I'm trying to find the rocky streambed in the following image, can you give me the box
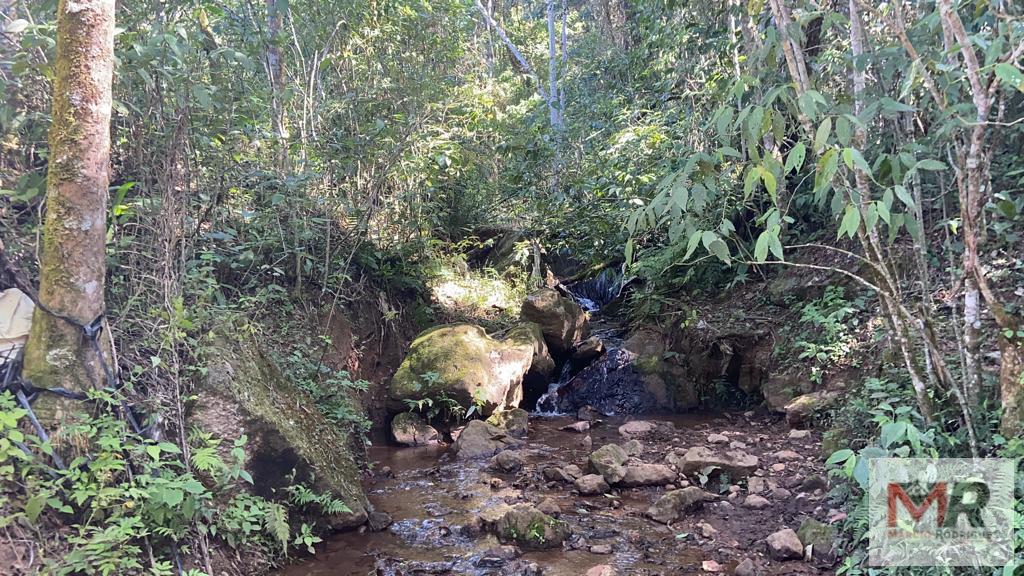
[279,411,840,576]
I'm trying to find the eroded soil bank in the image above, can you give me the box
[280,412,837,576]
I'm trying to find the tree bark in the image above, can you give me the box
[267,0,288,170]
[22,0,115,432]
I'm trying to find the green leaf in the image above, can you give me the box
[25,494,47,523]
[825,449,854,466]
[754,229,770,262]
[784,142,806,174]
[146,445,161,460]
[814,118,832,152]
[761,168,777,201]
[743,166,760,199]
[4,19,29,34]
[701,230,719,250]
[707,238,731,264]
[624,238,634,264]
[684,230,703,260]
[838,204,861,239]
[915,159,946,171]
[995,63,1024,92]
[893,185,915,209]
[842,148,872,175]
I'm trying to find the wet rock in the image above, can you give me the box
[734,557,757,576]
[520,288,587,354]
[590,543,613,554]
[577,405,603,422]
[537,497,561,516]
[560,420,591,433]
[492,450,526,473]
[622,439,644,457]
[589,444,628,484]
[543,466,574,482]
[487,503,571,550]
[742,495,770,509]
[487,408,530,438]
[585,565,616,576]
[367,511,393,532]
[500,560,542,575]
[784,391,836,428]
[476,544,520,568]
[707,433,729,444]
[788,429,811,440]
[618,464,676,487]
[388,324,537,417]
[573,336,605,362]
[797,518,836,560]
[618,420,656,439]
[551,349,671,414]
[765,528,803,560]
[575,474,610,495]
[666,446,759,479]
[452,420,523,459]
[645,487,716,523]
[390,412,440,446]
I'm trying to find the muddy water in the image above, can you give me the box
[280,414,714,576]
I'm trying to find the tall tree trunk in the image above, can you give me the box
[266,0,288,171]
[22,0,115,433]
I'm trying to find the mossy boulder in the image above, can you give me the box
[506,322,555,377]
[797,518,836,560]
[486,407,530,438]
[390,412,440,446]
[387,324,536,417]
[762,373,810,412]
[520,288,586,354]
[486,504,570,550]
[192,334,368,529]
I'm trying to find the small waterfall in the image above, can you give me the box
[566,267,622,311]
[533,361,574,415]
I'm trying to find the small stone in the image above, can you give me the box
[492,450,525,472]
[618,420,655,439]
[743,495,770,509]
[771,487,792,499]
[564,464,584,479]
[379,466,392,477]
[390,412,440,446]
[617,464,676,487]
[622,439,644,457]
[543,466,574,482]
[728,484,741,493]
[590,544,613,555]
[586,565,616,576]
[771,463,786,473]
[702,559,724,572]
[490,478,506,490]
[788,429,811,440]
[729,441,748,450]
[748,477,767,494]
[645,487,716,523]
[577,405,603,422]
[734,557,756,576]
[367,511,393,531]
[797,517,837,560]
[698,521,718,538]
[765,528,803,560]
[561,421,591,433]
[665,484,676,490]
[708,433,729,444]
[575,474,610,496]
[537,497,561,516]
[590,444,629,484]
[774,450,802,461]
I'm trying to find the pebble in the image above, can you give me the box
[771,463,787,473]
[729,441,748,450]
[774,450,802,461]
[708,433,729,444]
[734,558,756,576]
[743,494,771,509]
[788,429,811,439]
[590,544,613,554]
[586,565,616,576]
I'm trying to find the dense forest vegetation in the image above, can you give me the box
[1,0,1022,574]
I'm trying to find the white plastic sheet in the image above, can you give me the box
[0,288,34,364]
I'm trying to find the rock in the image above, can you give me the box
[771,463,786,473]
[729,441,748,450]
[367,511,393,531]
[666,446,759,479]
[586,565,616,576]
[452,420,523,459]
[492,450,526,472]
[697,521,718,538]
[537,497,561,516]
[747,477,767,494]
[563,464,583,478]
[702,560,724,572]
[193,334,367,529]
[618,464,676,487]
[560,421,591,433]
[506,322,556,377]
[799,475,828,493]
[742,495,770,509]
[774,450,801,461]
[734,558,756,576]
[589,544,613,555]
[476,545,520,567]
[622,439,644,457]
[388,324,537,417]
[553,349,686,414]
[707,433,729,444]
[520,288,587,354]
[486,504,570,550]
[575,474,610,495]
[390,412,440,446]
[573,336,605,362]
[765,528,803,560]
[820,428,847,459]
[487,408,530,438]
[788,429,811,440]
[543,466,574,482]
[577,405,603,422]
[797,518,836,560]
[618,420,655,439]
[589,444,628,484]
[784,391,836,428]
[762,373,809,412]
[645,487,716,523]
[771,487,792,499]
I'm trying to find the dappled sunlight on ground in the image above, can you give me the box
[427,264,529,329]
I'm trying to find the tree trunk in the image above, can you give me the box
[267,0,288,170]
[22,0,115,432]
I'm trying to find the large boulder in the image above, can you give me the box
[618,464,676,487]
[390,412,439,446]
[506,322,555,377]
[762,373,810,412]
[192,334,368,529]
[666,446,759,480]
[784,391,837,428]
[451,420,523,459]
[486,407,530,438]
[519,288,586,354]
[388,324,535,417]
[645,487,716,524]
[485,504,571,550]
